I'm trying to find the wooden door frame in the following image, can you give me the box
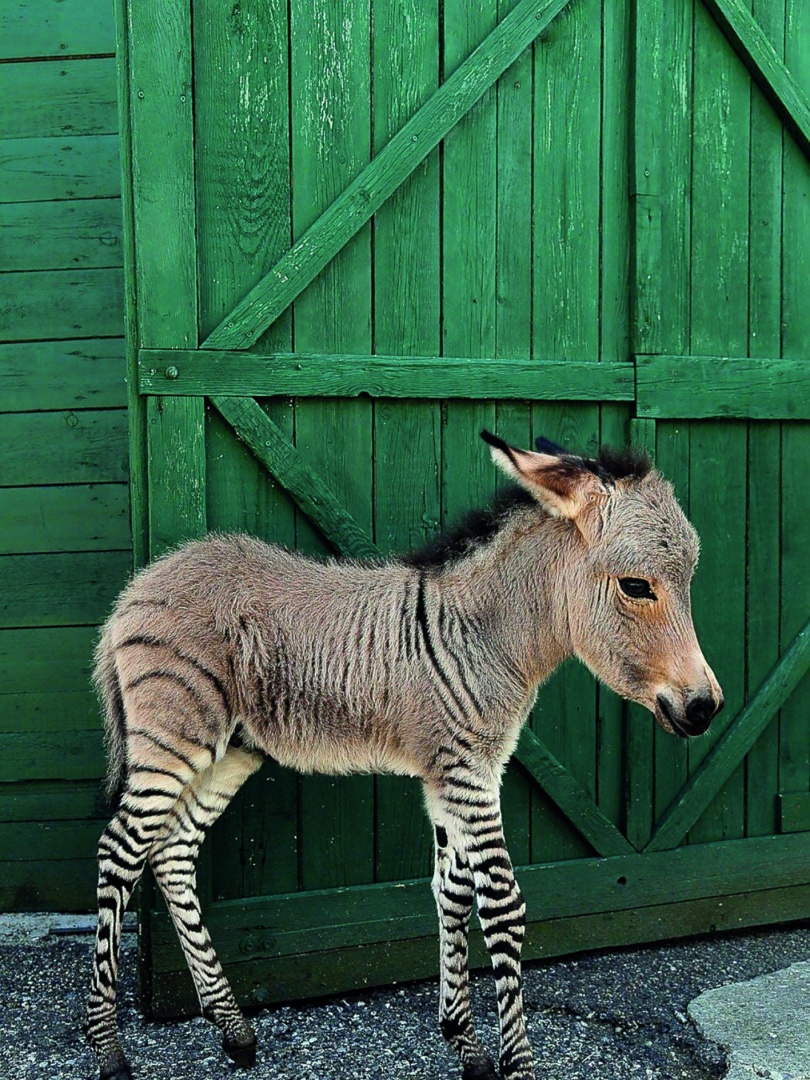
[117,0,810,1016]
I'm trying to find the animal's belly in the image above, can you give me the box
[268,737,421,778]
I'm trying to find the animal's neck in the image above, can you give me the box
[439,509,576,689]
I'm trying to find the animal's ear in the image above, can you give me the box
[480,430,606,524]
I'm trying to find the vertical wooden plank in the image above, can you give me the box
[493,0,535,866]
[290,0,375,892]
[597,0,632,836]
[115,0,147,567]
[441,0,501,847]
[192,0,298,900]
[601,0,632,364]
[688,0,749,845]
[745,0,784,837]
[128,0,197,350]
[632,0,694,850]
[128,0,203,558]
[372,0,440,884]
[633,0,693,357]
[124,0,204,974]
[529,0,602,863]
[780,0,810,805]
[146,397,206,558]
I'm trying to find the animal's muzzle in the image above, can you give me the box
[658,691,724,738]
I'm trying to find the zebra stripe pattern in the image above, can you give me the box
[86,435,722,1080]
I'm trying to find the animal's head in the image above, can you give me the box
[482,430,724,738]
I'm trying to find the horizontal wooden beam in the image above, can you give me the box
[645,617,810,853]
[139,351,634,401]
[636,355,810,419]
[701,0,810,160]
[211,397,380,560]
[148,831,810,976]
[515,729,636,857]
[148,880,810,1016]
[202,0,573,349]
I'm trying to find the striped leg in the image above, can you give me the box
[148,747,263,1066]
[429,786,534,1080]
[86,769,195,1080]
[432,825,498,1079]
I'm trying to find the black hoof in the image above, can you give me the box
[223,1035,257,1069]
[100,1067,133,1080]
[462,1060,499,1080]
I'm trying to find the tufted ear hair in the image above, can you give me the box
[480,430,606,525]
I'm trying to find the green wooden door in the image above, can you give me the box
[118,0,810,1016]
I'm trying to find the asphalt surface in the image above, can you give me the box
[0,915,808,1080]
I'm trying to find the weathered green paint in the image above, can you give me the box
[636,356,810,419]
[139,351,635,400]
[26,0,803,993]
[0,0,131,912]
[203,0,573,350]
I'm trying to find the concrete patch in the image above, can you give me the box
[688,961,810,1080]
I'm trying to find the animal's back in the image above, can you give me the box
[97,535,424,784]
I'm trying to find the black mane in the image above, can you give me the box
[592,445,652,482]
[535,435,652,483]
[402,485,536,570]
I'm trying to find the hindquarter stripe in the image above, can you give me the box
[118,637,232,713]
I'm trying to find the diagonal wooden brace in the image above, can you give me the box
[203,0,573,350]
[645,616,810,853]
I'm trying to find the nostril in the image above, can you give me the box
[685,695,715,732]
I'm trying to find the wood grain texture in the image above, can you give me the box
[636,356,810,418]
[146,397,206,558]
[0,484,130,555]
[147,881,810,1016]
[0,409,128,486]
[0,339,126,410]
[780,0,810,807]
[148,830,810,976]
[702,0,810,159]
[0,268,124,341]
[0,0,115,60]
[0,731,104,782]
[203,0,573,349]
[138,350,635,399]
[0,59,118,140]
[0,134,121,204]
[128,0,197,351]
[0,550,130,629]
[0,691,100,734]
[633,0,693,355]
[515,728,635,857]
[0,627,98,694]
[0,197,122,272]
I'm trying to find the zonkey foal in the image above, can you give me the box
[86,432,723,1080]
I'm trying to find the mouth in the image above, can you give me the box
[655,694,687,737]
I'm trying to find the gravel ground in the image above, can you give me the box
[0,917,808,1080]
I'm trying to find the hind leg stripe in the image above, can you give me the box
[149,748,263,1051]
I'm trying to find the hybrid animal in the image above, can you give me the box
[86,432,723,1080]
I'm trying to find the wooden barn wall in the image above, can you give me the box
[188,0,635,906]
[0,0,129,910]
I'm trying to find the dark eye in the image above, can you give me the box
[617,577,657,600]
